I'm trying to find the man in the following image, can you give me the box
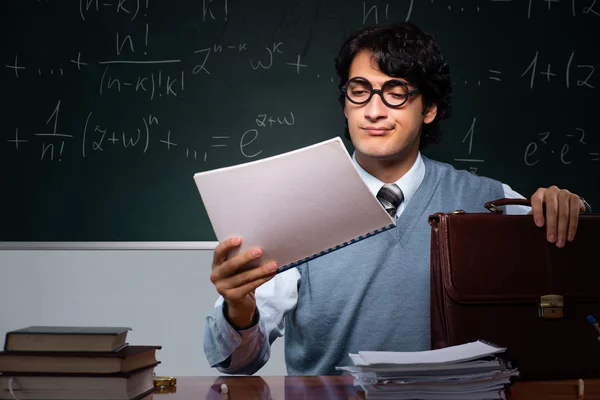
[203,22,589,376]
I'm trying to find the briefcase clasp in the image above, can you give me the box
[538,294,564,319]
[484,203,503,213]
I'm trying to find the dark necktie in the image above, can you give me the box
[376,183,404,218]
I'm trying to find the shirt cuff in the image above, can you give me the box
[223,301,260,330]
[216,303,261,347]
[214,304,261,369]
[203,305,256,366]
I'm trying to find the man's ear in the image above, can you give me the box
[343,105,348,119]
[423,103,438,124]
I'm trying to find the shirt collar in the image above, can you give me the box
[351,152,425,213]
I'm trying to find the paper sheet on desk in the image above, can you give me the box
[193,137,395,272]
[338,341,518,400]
[357,340,507,366]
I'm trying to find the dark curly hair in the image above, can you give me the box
[334,22,453,149]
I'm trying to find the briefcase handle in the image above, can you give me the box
[484,198,531,213]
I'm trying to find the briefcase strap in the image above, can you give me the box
[484,198,531,213]
[485,197,593,214]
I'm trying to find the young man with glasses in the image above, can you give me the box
[203,22,590,376]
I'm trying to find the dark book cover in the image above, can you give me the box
[0,345,160,358]
[132,386,156,400]
[0,361,160,377]
[4,326,132,352]
[6,326,132,336]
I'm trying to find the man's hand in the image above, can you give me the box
[210,237,279,329]
[530,186,585,248]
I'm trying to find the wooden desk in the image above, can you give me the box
[152,376,600,399]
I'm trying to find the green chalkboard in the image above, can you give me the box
[2,0,599,242]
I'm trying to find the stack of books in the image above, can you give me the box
[0,326,161,400]
[337,340,519,400]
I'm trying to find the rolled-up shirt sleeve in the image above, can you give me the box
[203,268,300,375]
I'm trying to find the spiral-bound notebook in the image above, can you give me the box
[193,137,396,274]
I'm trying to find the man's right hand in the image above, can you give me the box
[210,236,279,330]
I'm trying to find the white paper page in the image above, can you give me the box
[193,137,395,271]
[358,341,506,366]
[337,359,502,375]
[349,353,366,366]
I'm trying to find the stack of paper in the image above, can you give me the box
[337,341,519,400]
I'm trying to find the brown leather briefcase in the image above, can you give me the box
[428,198,600,379]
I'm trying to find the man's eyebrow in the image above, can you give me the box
[346,75,415,90]
[387,77,410,84]
[352,77,412,87]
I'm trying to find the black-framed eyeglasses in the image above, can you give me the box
[343,77,420,108]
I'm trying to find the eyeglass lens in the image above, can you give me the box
[345,78,411,107]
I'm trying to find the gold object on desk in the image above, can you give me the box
[539,294,564,319]
[154,385,177,394]
[153,375,177,388]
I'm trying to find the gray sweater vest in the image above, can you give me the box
[284,156,505,375]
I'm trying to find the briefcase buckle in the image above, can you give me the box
[538,294,564,319]
[485,203,502,213]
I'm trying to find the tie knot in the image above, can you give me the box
[376,183,404,218]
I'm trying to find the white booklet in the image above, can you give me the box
[354,341,507,367]
[193,137,395,274]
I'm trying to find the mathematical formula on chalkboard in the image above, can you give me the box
[2,0,598,242]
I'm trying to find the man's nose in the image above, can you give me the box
[364,91,388,120]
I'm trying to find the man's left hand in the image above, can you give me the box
[530,186,585,248]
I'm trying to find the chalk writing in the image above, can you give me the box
[99,66,185,99]
[34,101,68,136]
[284,55,308,74]
[488,70,502,81]
[240,129,262,158]
[6,104,299,165]
[363,2,389,24]
[7,129,28,150]
[79,0,150,21]
[82,112,156,158]
[193,48,211,75]
[211,136,230,148]
[29,101,73,161]
[5,54,26,77]
[160,131,177,150]
[524,127,598,166]
[521,51,596,89]
[362,1,414,23]
[255,113,295,128]
[116,32,135,56]
[2,0,599,242]
[250,47,274,70]
[203,0,228,21]
[488,0,600,18]
[528,0,600,18]
[454,118,484,175]
[70,52,89,70]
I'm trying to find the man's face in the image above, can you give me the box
[344,50,437,166]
